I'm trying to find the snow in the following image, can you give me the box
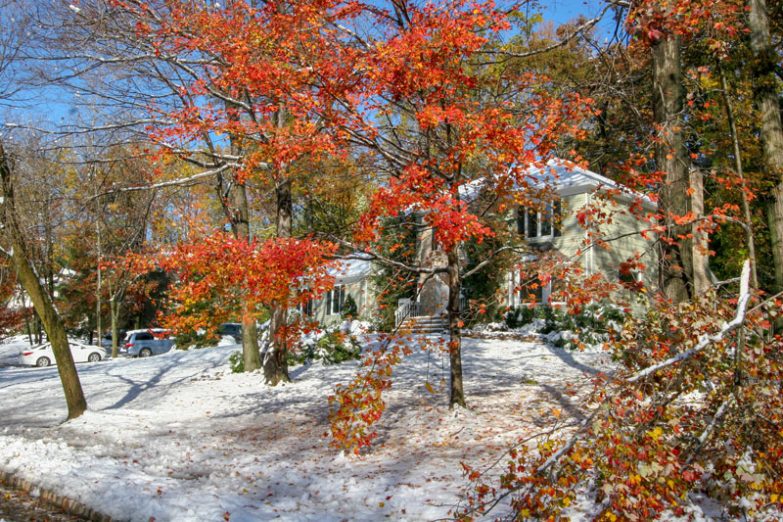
[465,319,545,340]
[330,256,372,285]
[0,336,614,520]
[527,158,657,209]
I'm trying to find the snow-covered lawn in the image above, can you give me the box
[0,337,610,521]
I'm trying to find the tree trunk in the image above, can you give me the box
[110,294,121,358]
[1,141,87,420]
[264,177,293,385]
[265,303,290,385]
[652,35,692,303]
[689,167,712,296]
[446,248,466,409]
[749,0,783,293]
[95,190,102,349]
[232,180,262,372]
[719,65,759,289]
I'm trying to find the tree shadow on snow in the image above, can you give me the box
[102,358,223,410]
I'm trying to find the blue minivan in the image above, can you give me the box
[121,329,174,357]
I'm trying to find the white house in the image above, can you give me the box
[299,160,658,329]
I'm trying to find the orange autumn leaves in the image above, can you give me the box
[157,235,337,336]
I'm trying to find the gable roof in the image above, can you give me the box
[455,158,656,210]
[331,256,373,285]
[527,159,656,209]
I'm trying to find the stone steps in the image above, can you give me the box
[399,315,449,334]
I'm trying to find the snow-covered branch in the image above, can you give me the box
[628,260,751,383]
[92,163,234,197]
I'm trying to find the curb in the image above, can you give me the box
[0,469,114,521]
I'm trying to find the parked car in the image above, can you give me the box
[121,329,174,357]
[100,330,127,350]
[19,341,108,367]
[217,322,242,343]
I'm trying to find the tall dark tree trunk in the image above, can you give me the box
[719,65,759,289]
[749,0,783,293]
[652,35,692,303]
[232,180,262,372]
[1,141,87,420]
[446,248,466,409]
[109,290,123,359]
[264,177,293,385]
[220,102,262,372]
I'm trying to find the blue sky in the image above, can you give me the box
[3,0,617,130]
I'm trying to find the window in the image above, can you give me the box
[553,200,562,237]
[299,299,314,317]
[326,286,345,315]
[519,278,544,303]
[527,208,539,238]
[517,201,562,239]
[541,204,552,236]
[516,209,526,236]
[135,333,153,341]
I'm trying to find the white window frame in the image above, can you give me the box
[326,285,345,316]
[508,271,567,308]
[517,202,561,241]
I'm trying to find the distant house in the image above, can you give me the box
[298,160,657,330]
[298,256,375,325]
[398,159,657,327]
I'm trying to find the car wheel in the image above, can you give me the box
[88,352,102,362]
[139,348,152,358]
[36,356,51,367]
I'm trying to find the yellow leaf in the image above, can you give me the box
[424,382,435,394]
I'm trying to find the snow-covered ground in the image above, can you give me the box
[0,337,611,521]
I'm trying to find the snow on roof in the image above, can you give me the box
[457,178,486,202]
[331,256,372,285]
[455,158,656,209]
[527,159,656,208]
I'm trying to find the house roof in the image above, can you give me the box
[526,159,656,209]
[331,257,372,285]
[454,158,656,210]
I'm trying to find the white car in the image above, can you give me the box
[19,341,108,367]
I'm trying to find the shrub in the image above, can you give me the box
[341,294,358,319]
[540,302,628,349]
[229,350,244,373]
[537,305,564,334]
[292,327,362,366]
[504,306,535,329]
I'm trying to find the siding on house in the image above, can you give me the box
[300,259,376,326]
[505,189,657,309]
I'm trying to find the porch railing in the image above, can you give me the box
[394,299,422,328]
[394,295,469,328]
